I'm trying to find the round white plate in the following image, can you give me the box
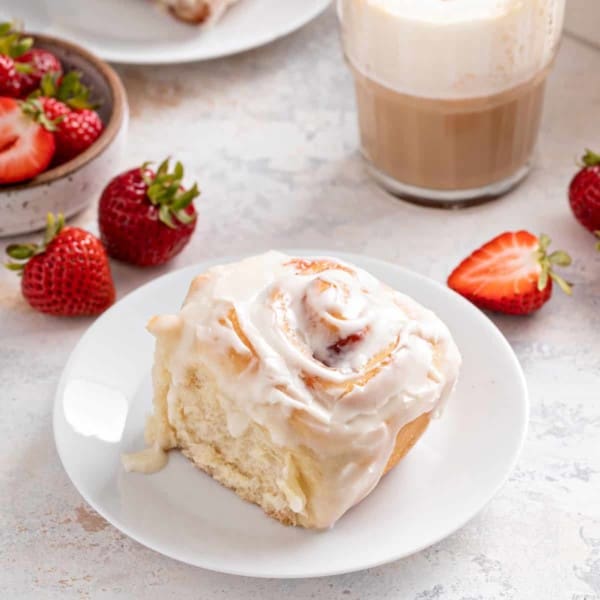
[53,252,528,578]
[0,0,331,64]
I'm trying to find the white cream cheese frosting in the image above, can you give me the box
[129,252,461,527]
[338,0,566,99]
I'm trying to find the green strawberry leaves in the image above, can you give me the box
[14,62,33,74]
[20,98,59,132]
[143,158,200,229]
[535,233,573,295]
[5,213,65,272]
[33,71,97,110]
[0,22,33,58]
[582,149,600,168]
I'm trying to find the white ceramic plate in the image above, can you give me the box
[0,0,332,64]
[53,252,528,578]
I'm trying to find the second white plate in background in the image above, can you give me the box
[0,0,332,64]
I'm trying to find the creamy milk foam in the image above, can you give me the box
[339,0,565,99]
[339,0,566,203]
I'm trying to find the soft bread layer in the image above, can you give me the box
[146,341,434,528]
[147,341,314,526]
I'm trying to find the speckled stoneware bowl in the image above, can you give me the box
[0,33,128,238]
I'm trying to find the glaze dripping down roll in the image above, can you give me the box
[124,251,461,529]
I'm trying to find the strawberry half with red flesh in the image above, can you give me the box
[99,159,199,267]
[569,149,600,238]
[0,97,56,184]
[5,213,115,316]
[448,231,572,315]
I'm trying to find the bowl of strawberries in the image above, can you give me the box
[0,23,127,237]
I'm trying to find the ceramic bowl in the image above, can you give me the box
[0,33,128,238]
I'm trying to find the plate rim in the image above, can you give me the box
[53,250,529,578]
[40,0,333,65]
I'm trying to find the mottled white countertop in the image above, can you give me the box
[1,7,600,599]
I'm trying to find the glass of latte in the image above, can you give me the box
[338,0,566,207]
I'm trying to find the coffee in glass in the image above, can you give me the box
[338,0,566,206]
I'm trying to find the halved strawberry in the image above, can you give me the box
[447,231,572,315]
[0,97,56,184]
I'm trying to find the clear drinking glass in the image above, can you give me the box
[338,0,567,207]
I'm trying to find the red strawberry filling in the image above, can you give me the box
[0,98,56,184]
[0,134,18,154]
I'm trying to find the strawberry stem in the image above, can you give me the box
[535,233,573,295]
[43,213,65,245]
[142,159,200,229]
[31,71,98,110]
[14,62,33,74]
[547,250,572,267]
[582,149,600,168]
[5,213,65,273]
[549,272,574,296]
[6,243,37,260]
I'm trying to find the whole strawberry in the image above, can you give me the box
[15,48,63,96]
[448,231,572,315]
[34,71,102,164]
[569,149,600,235]
[53,108,103,163]
[0,54,22,97]
[5,213,115,316]
[0,23,34,97]
[39,96,70,121]
[99,159,199,267]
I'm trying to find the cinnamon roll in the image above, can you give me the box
[157,0,240,25]
[123,252,461,529]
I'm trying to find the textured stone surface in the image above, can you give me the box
[1,6,600,599]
